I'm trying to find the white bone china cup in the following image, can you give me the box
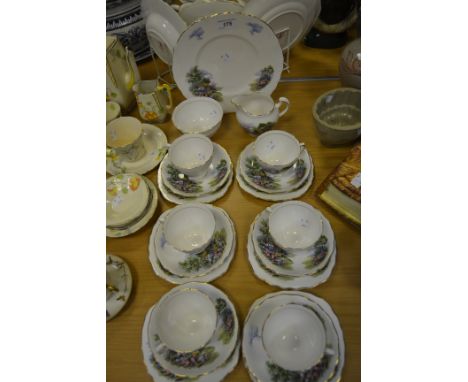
[253,130,303,172]
[168,134,214,178]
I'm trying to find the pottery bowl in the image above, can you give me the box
[262,304,326,371]
[163,203,216,255]
[312,87,361,146]
[106,174,149,227]
[268,201,323,251]
[172,97,223,137]
[153,288,217,352]
[106,101,121,124]
[254,130,302,172]
[168,134,214,178]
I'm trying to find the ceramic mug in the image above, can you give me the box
[106,117,146,163]
[231,94,290,136]
[132,80,173,123]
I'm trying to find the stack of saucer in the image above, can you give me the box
[106,173,158,237]
[148,203,236,284]
[142,282,240,382]
[158,134,234,204]
[247,201,337,289]
[243,291,345,382]
[236,130,314,201]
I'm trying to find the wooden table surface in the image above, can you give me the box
[107,42,361,382]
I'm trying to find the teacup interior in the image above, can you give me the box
[174,100,220,132]
[170,136,213,169]
[106,117,142,148]
[263,304,326,371]
[269,203,322,249]
[255,132,299,165]
[155,290,217,352]
[164,206,215,252]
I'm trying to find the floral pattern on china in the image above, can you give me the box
[172,13,283,112]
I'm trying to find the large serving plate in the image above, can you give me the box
[172,13,283,113]
[145,0,186,65]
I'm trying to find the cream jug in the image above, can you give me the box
[132,80,173,123]
[231,94,290,136]
[106,35,141,112]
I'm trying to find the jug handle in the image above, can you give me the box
[275,97,290,118]
[157,84,173,110]
[124,47,135,91]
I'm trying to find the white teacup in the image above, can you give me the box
[268,201,323,251]
[253,130,303,173]
[168,134,214,178]
[163,203,216,255]
[106,117,146,162]
[152,288,217,352]
[262,304,326,371]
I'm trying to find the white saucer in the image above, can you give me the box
[179,0,243,24]
[106,177,158,238]
[252,204,335,276]
[107,124,168,175]
[148,282,239,377]
[242,291,344,382]
[236,156,313,201]
[158,164,234,205]
[149,207,236,284]
[239,142,312,194]
[244,0,309,51]
[247,216,336,289]
[106,254,132,321]
[160,143,232,197]
[142,305,240,382]
[154,205,234,277]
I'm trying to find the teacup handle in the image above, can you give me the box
[275,97,290,118]
[157,84,173,110]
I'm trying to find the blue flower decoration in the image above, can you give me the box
[247,22,263,35]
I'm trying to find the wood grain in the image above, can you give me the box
[107,44,360,382]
